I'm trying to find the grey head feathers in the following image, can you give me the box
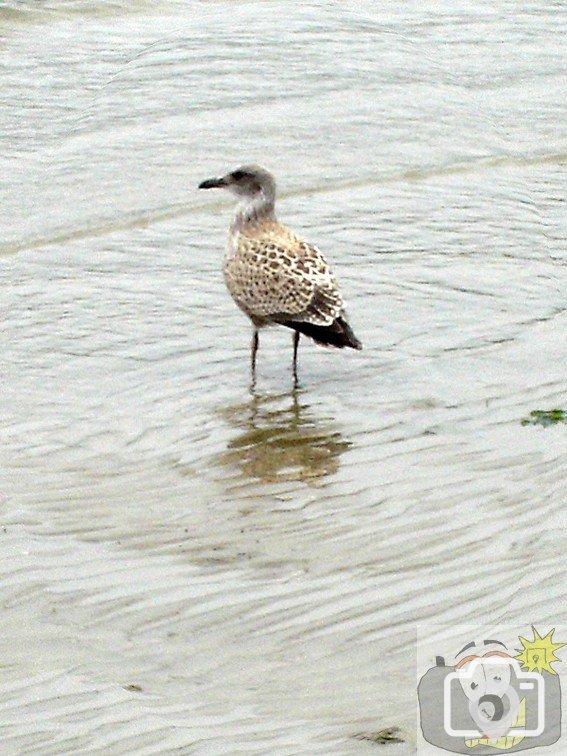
[199,164,277,227]
[199,164,275,202]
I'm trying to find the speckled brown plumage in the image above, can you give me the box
[223,219,344,329]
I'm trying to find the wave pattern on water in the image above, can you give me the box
[1,0,566,753]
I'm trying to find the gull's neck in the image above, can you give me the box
[230,191,276,234]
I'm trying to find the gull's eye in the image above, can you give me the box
[232,170,246,181]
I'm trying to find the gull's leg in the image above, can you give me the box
[292,330,300,383]
[251,329,259,376]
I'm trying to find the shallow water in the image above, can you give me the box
[1,1,566,753]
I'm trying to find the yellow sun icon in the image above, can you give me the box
[515,626,565,675]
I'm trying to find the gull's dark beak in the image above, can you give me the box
[198,176,228,190]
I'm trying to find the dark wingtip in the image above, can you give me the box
[336,316,363,350]
[279,317,363,350]
[343,337,363,350]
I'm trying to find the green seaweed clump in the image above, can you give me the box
[521,409,567,427]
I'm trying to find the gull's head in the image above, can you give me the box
[198,164,276,203]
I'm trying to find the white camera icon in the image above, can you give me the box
[443,656,545,738]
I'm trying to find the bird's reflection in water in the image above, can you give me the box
[217,387,350,485]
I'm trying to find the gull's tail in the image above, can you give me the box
[281,316,363,350]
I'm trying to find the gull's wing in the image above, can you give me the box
[223,227,344,325]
